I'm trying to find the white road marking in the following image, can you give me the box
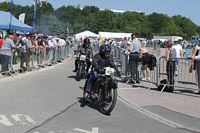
[11,114,36,125]
[0,115,14,126]
[74,127,99,133]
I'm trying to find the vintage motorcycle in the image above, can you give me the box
[74,50,87,81]
[82,67,118,115]
[77,54,87,81]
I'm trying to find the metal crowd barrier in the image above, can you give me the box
[65,44,70,57]
[128,53,158,88]
[0,48,17,76]
[121,53,130,82]
[158,57,200,92]
[0,45,70,76]
[108,45,200,93]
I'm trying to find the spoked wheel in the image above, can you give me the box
[100,88,117,115]
[77,65,82,81]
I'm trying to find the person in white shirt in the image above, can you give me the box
[58,37,66,46]
[53,38,61,61]
[59,37,66,60]
[172,38,183,76]
[47,36,55,65]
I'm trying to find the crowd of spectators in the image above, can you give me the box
[0,31,72,75]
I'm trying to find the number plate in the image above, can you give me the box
[105,67,115,76]
[80,55,86,61]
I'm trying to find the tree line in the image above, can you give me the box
[0,1,199,39]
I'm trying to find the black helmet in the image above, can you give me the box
[83,38,90,45]
[99,44,111,56]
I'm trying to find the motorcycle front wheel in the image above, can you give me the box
[77,65,82,81]
[100,88,117,115]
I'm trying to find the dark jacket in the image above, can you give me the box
[14,40,25,47]
[141,53,156,71]
[92,53,120,74]
[75,44,93,59]
[148,54,157,71]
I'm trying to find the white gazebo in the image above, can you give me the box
[98,32,132,39]
[74,31,98,39]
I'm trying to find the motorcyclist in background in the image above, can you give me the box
[73,38,93,73]
[84,44,121,98]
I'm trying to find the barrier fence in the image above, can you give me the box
[0,45,70,76]
[111,46,200,93]
[158,57,200,92]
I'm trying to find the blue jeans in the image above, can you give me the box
[86,71,98,92]
[86,71,106,92]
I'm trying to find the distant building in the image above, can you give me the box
[79,7,141,14]
[100,9,142,14]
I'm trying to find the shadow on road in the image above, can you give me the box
[126,81,200,98]
[25,101,79,133]
[177,81,197,85]
[174,89,200,98]
[68,75,81,81]
[77,97,110,116]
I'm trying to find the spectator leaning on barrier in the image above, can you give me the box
[163,40,177,92]
[14,35,26,70]
[13,34,19,64]
[59,37,66,47]
[43,36,48,46]
[47,36,55,65]
[190,39,200,86]
[0,32,15,73]
[23,34,32,70]
[31,35,36,62]
[13,33,18,65]
[59,37,66,60]
[172,38,183,76]
[35,36,46,66]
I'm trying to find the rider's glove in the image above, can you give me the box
[89,58,92,63]
[74,55,77,58]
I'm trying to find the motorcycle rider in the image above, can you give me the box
[84,44,121,98]
[73,38,93,73]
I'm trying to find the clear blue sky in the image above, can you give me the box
[11,0,200,25]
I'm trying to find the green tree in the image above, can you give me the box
[172,15,197,38]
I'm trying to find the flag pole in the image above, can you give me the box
[33,0,37,29]
[9,0,13,30]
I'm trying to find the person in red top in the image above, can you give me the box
[13,31,17,41]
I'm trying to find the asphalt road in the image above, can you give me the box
[0,57,191,133]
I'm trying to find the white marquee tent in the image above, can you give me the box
[98,32,132,39]
[74,31,98,39]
